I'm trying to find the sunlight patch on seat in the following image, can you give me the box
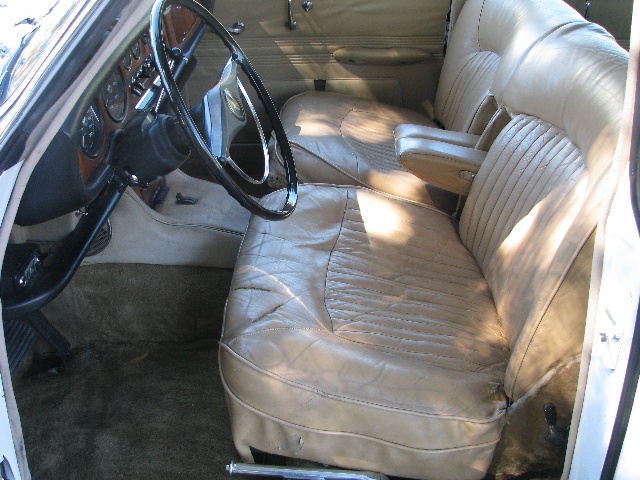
[357,191,409,239]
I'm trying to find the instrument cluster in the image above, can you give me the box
[77,5,200,183]
[77,33,155,176]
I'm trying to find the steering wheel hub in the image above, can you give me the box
[223,88,245,121]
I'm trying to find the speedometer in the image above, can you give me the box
[102,69,126,122]
[79,103,103,158]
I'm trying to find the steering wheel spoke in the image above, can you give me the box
[203,58,246,159]
[150,0,297,220]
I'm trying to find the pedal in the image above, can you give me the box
[3,319,35,376]
[25,311,71,362]
[226,461,389,480]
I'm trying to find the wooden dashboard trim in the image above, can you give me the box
[77,6,201,185]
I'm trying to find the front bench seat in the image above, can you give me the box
[269,0,584,205]
[222,23,627,480]
[222,186,510,479]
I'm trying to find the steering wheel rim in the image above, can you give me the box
[150,0,297,220]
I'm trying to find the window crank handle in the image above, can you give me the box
[286,0,298,30]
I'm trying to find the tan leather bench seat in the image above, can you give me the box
[222,9,628,480]
[222,186,510,480]
[270,0,584,204]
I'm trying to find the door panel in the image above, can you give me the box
[188,0,451,113]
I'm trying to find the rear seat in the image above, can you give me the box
[269,0,585,206]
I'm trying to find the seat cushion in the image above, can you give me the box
[221,185,510,480]
[276,92,457,209]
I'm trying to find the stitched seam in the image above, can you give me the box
[222,376,505,449]
[328,333,505,371]
[328,308,503,337]
[334,326,508,357]
[324,189,351,334]
[222,345,507,422]
[332,233,481,273]
[327,273,492,307]
[289,141,368,187]
[327,292,491,326]
[477,0,488,51]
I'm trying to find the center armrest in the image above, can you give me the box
[395,124,480,148]
[395,125,487,196]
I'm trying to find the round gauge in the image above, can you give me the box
[123,52,132,70]
[79,104,103,158]
[102,69,126,122]
[131,39,141,60]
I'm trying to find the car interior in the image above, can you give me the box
[0,0,634,479]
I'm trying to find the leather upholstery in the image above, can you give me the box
[396,133,487,195]
[222,186,509,479]
[273,0,585,204]
[272,91,449,206]
[481,23,627,400]
[221,4,628,480]
[394,124,480,147]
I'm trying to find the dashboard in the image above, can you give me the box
[15,3,206,226]
[78,4,201,183]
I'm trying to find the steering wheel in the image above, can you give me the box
[150,0,297,220]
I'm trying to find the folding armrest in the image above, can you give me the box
[395,126,487,196]
[394,124,480,148]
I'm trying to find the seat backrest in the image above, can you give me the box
[434,0,584,135]
[458,22,628,401]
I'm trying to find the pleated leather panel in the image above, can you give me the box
[460,115,584,271]
[279,91,446,205]
[435,51,500,133]
[339,109,453,205]
[459,115,588,349]
[341,109,399,175]
[326,188,509,375]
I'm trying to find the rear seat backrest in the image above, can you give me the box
[434,0,584,134]
[458,23,628,400]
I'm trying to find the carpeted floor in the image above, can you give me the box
[14,340,239,479]
[11,264,245,479]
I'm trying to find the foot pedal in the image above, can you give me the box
[3,319,35,376]
[226,462,389,480]
[25,311,71,362]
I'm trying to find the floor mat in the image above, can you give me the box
[14,340,241,479]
